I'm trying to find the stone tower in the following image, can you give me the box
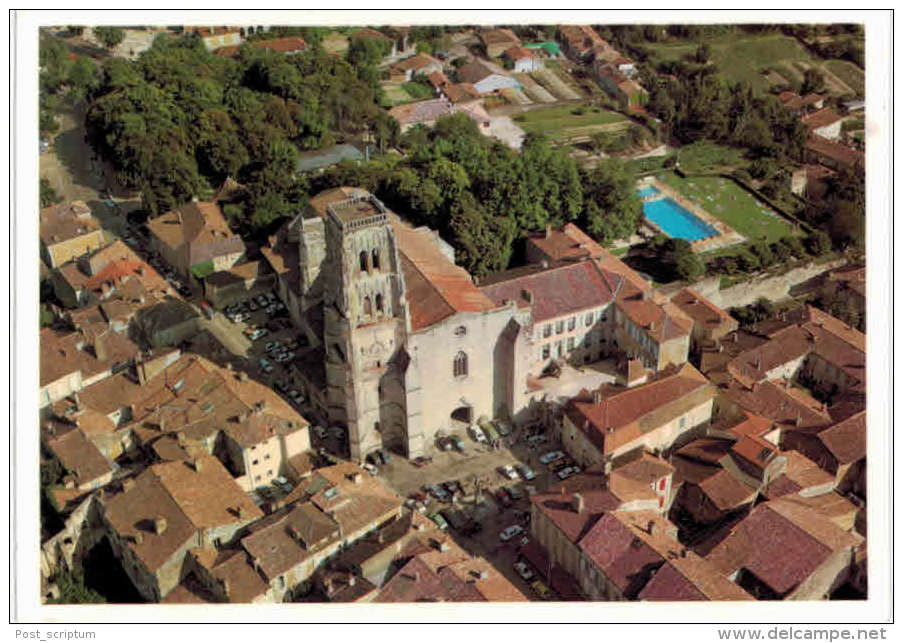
[320,193,409,462]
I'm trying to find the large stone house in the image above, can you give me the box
[147,201,244,281]
[40,201,106,269]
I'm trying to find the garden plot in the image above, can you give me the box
[531,68,582,101]
[514,73,557,103]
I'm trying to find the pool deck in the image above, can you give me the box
[637,178,746,253]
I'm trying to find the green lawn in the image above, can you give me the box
[645,35,818,92]
[402,82,435,100]
[515,105,628,142]
[653,172,794,244]
[676,141,747,175]
[380,82,416,107]
[823,59,865,96]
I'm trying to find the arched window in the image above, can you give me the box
[359,251,368,272]
[375,293,384,313]
[371,248,380,270]
[453,351,468,378]
[363,296,372,316]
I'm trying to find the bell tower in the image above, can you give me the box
[321,192,408,462]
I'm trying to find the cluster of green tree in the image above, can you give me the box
[811,283,865,332]
[83,32,387,230]
[729,297,784,327]
[588,124,652,156]
[40,178,62,208]
[308,114,641,276]
[781,25,864,67]
[39,31,100,133]
[801,165,865,250]
[706,232,828,278]
[408,26,453,55]
[642,235,705,281]
[48,570,107,604]
[94,26,125,50]
[644,68,808,164]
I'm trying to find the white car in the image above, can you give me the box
[539,450,565,465]
[499,525,524,542]
[363,463,379,476]
[501,464,519,480]
[229,312,248,323]
[470,425,488,443]
[516,464,536,481]
[249,328,268,341]
[513,561,535,582]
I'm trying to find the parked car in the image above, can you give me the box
[363,463,379,476]
[438,437,454,451]
[507,485,523,501]
[539,450,565,465]
[516,464,536,481]
[556,466,581,480]
[449,436,465,452]
[265,341,283,353]
[527,434,548,448]
[470,424,488,443]
[288,390,304,405]
[495,488,513,508]
[258,358,274,373]
[428,513,449,531]
[273,476,292,493]
[313,426,328,439]
[513,561,535,582]
[496,421,512,437]
[499,524,524,542]
[366,452,382,467]
[412,455,433,468]
[530,580,552,600]
[248,328,268,341]
[229,312,248,323]
[499,464,519,480]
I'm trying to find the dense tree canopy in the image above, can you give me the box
[309,113,640,276]
[85,33,383,227]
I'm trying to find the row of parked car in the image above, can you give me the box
[225,292,285,323]
[498,463,536,481]
[537,450,582,480]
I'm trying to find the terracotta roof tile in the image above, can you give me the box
[479,28,520,47]
[671,287,737,329]
[802,107,843,131]
[639,556,754,601]
[806,134,864,168]
[45,429,113,485]
[480,260,615,324]
[40,201,101,246]
[817,410,866,464]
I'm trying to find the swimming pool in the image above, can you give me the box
[642,197,718,242]
[636,185,660,199]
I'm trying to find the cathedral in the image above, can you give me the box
[261,187,690,462]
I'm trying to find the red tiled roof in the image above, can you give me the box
[802,107,843,131]
[670,287,737,329]
[479,260,615,324]
[350,28,392,42]
[697,469,757,512]
[479,28,520,47]
[706,500,861,596]
[565,364,713,456]
[722,380,833,431]
[817,410,866,465]
[638,556,754,601]
[392,220,497,331]
[531,487,622,544]
[503,45,534,60]
[806,134,864,168]
[442,82,482,103]
[390,52,441,73]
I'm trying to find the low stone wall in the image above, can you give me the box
[691,259,846,310]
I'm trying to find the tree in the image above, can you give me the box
[806,230,833,256]
[674,247,705,281]
[48,571,106,604]
[40,178,61,208]
[580,160,641,244]
[448,196,517,277]
[94,26,125,51]
[802,68,826,94]
[694,43,711,64]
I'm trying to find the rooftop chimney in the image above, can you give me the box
[154,516,168,535]
[573,493,585,514]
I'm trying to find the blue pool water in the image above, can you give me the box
[636,185,660,198]
[642,197,718,242]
